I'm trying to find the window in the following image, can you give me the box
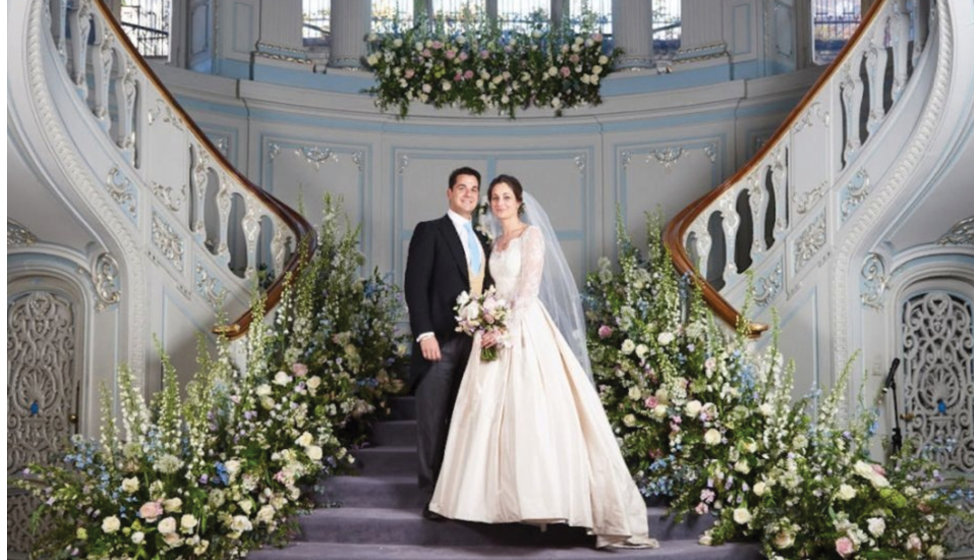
[568,0,612,35]
[812,0,861,64]
[496,0,551,31]
[120,0,171,58]
[302,0,330,47]
[373,0,415,32]
[651,0,681,59]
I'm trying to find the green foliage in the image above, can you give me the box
[365,9,621,118]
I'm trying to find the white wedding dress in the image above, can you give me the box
[428,226,656,549]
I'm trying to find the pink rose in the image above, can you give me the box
[871,463,886,476]
[431,41,443,49]
[291,363,308,377]
[569,54,580,63]
[458,51,469,61]
[463,69,474,80]
[695,502,709,515]
[422,49,431,58]
[835,536,855,557]
[404,69,415,79]
[644,396,658,409]
[445,50,457,60]
[597,325,613,339]
[139,501,164,523]
[591,33,603,42]
[560,66,571,78]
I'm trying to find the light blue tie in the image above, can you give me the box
[463,221,481,274]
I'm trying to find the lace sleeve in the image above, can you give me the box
[512,226,545,314]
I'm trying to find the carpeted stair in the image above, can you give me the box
[249,396,763,559]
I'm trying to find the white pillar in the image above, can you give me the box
[674,0,727,63]
[329,0,371,68]
[258,0,303,50]
[612,0,654,68]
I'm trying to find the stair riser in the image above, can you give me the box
[370,421,417,447]
[389,397,416,420]
[353,449,416,476]
[317,477,427,508]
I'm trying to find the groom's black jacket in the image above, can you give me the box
[404,215,492,384]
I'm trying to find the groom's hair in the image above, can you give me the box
[448,167,482,189]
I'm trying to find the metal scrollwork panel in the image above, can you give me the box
[901,291,974,474]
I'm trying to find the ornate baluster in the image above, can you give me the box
[89,21,113,131]
[190,145,210,237]
[67,0,92,99]
[864,16,888,134]
[839,55,864,167]
[910,0,929,67]
[240,201,261,279]
[769,147,789,235]
[215,178,232,260]
[691,214,712,278]
[719,190,741,288]
[113,58,138,164]
[271,227,288,277]
[747,169,768,262]
[48,0,68,62]
[888,0,912,102]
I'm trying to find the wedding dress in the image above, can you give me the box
[428,226,656,549]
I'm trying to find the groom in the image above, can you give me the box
[404,166,492,519]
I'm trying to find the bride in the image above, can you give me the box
[428,174,657,549]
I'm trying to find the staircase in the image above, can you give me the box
[249,396,763,559]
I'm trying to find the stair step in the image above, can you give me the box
[249,539,763,559]
[371,419,417,447]
[353,446,415,476]
[294,507,715,546]
[316,475,426,508]
[389,396,416,420]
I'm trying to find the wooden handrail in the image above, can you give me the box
[91,0,317,338]
[663,0,892,337]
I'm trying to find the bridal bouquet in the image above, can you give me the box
[454,286,510,361]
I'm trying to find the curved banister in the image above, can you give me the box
[664,0,925,337]
[86,0,317,338]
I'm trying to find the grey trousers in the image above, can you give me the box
[414,334,470,495]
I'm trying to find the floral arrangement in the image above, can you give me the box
[364,10,620,118]
[583,214,969,559]
[454,285,510,361]
[14,195,408,559]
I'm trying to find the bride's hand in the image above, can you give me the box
[481,332,496,348]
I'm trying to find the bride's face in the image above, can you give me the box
[489,183,521,221]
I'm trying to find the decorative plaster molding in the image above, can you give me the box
[91,252,121,310]
[794,212,827,272]
[832,0,954,378]
[859,252,889,309]
[7,219,38,247]
[703,144,717,164]
[620,150,633,170]
[151,212,185,272]
[645,146,686,169]
[753,260,784,306]
[397,153,410,175]
[105,167,139,222]
[195,262,228,310]
[152,181,187,213]
[839,169,871,222]
[351,150,365,172]
[792,101,831,132]
[794,181,827,214]
[937,216,973,246]
[147,98,184,131]
[267,142,281,160]
[295,146,339,170]
[573,154,587,174]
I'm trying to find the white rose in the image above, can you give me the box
[592,65,602,75]
[733,507,752,525]
[393,38,403,47]
[307,376,322,390]
[180,514,198,533]
[628,386,642,400]
[752,481,766,496]
[620,339,636,354]
[194,539,210,555]
[101,516,121,533]
[653,404,668,419]
[759,403,774,417]
[158,516,177,535]
[622,414,636,427]
[121,476,139,494]
[296,432,314,447]
[635,344,649,359]
[657,332,675,345]
[163,532,183,547]
[548,66,558,76]
[261,396,276,410]
[837,483,856,501]
[867,517,885,537]
[684,400,703,418]
[442,80,452,92]
[773,530,795,549]
[163,497,182,513]
[131,531,145,544]
[704,429,722,445]
[927,545,945,559]
[230,515,253,533]
[256,384,272,397]
[273,370,291,386]
[238,499,253,514]
[734,460,750,474]
[599,55,609,64]
[306,445,323,461]
[698,533,713,546]
[256,505,276,524]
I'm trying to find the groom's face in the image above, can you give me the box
[447,173,480,219]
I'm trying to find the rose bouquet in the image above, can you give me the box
[454,286,510,361]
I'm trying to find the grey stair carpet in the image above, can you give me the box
[250,396,763,559]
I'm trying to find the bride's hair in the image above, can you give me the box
[489,174,526,215]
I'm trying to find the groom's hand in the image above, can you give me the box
[420,336,442,361]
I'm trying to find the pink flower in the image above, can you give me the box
[463,69,474,80]
[695,502,709,515]
[458,51,469,61]
[422,49,431,58]
[454,72,463,82]
[445,49,457,60]
[480,49,490,59]
[291,363,308,377]
[139,501,164,523]
[560,66,571,78]
[404,69,415,79]
[591,33,603,42]
[569,54,580,63]
[597,325,613,339]
[835,536,855,557]
[431,41,443,49]
[644,396,658,409]
[871,463,886,476]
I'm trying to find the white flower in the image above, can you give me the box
[441,80,452,92]
[274,370,291,386]
[620,339,636,354]
[791,434,808,449]
[296,432,314,447]
[837,483,856,500]
[927,545,945,559]
[456,291,470,305]
[622,414,637,427]
[734,460,750,474]
[657,332,675,345]
[256,384,272,397]
[226,459,241,478]
[684,400,703,418]
[121,476,139,494]
[393,38,403,47]
[366,53,380,66]
[599,55,609,65]
[101,516,121,533]
[704,429,722,445]
[653,404,668,419]
[156,453,182,474]
[733,507,752,524]
[194,539,210,554]
[158,516,177,535]
[698,533,713,546]
[773,529,795,549]
[256,505,276,524]
[180,514,199,533]
[163,497,182,512]
[635,344,649,359]
[230,515,253,533]
[163,532,183,547]
[759,403,774,416]
[867,517,885,537]
[422,83,432,93]
[628,386,642,400]
[753,481,767,496]
[307,376,322,390]
[131,531,145,544]
[306,445,323,461]
[548,66,558,76]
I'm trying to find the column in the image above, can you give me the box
[612,0,654,68]
[329,0,371,68]
[674,0,727,63]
